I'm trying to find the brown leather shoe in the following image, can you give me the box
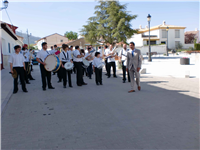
[128,90,135,93]
[138,86,141,91]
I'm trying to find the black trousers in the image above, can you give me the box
[87,62,93,78]
[74,62,84,85]
[108,62,116,77]
[39,64,52,89]
[95,67,102,84]
[122,61,130,82]
[25,62,34,79]
[13,67,26,92]
[62,62,72,87]
[105,59,108,74]
[57,67,62,81]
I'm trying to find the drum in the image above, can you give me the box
[64,62,74,70]
[82,59,90,68]
[97,62,105,69]
[44,55,61,72]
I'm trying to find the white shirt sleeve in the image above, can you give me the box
[68,51,72,60]
[36,51,41,58]
[118,50,122,57]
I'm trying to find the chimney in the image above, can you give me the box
[145,25,148,29]
[163,20,166,25]
[195,28,198,31]
[139,25,142,29]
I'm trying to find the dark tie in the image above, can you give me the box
[132,51,134,57]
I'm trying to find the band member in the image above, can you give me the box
[9,45,28,93]
[80,49,87,76]
[104,45,109,76]
[69,46,76,74]
[60,44,73,88]
[126,42,142,93]
[105,45,117,78]
[50,46,53,51]
[85,47,94,79]
[24,49,35,80]
[73,46,87,86]
[97,46,103,58]
[93,52,103,85]
[36,42,55,91]
[118,44,130,83]
[21,47,30,84]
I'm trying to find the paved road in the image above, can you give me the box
[2,66,199,150]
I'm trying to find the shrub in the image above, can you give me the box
[176,43,183,50]
[188,47,194,50]
[194,43,200,50]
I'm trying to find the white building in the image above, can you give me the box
[127,21,186,50]
[1,21,24,67]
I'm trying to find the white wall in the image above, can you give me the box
[136,45,167,55]
[1,29,23,67]
[127,34,143,46]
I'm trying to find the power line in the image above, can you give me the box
[5,9,13,25]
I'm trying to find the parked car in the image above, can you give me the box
[32,50,39,65]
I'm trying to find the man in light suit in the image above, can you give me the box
[126,42,142,93]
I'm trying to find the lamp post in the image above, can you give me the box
[147,14,152,62]
[0,0,9,11]
[166,26,169,56]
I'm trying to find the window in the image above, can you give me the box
[175,41,180,48]
[8,43,11,53]
[161,41,166,44]
[175,30,180,38]
[162,30,167,38]
[61,40,63,42]
[147,41,156,45]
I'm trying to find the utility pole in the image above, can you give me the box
[27,29,31,50]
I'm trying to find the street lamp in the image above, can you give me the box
[166,26,169,56]
[147,14,152,62]
[0,0,9,11]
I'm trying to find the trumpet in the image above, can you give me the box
[105,45,118,59]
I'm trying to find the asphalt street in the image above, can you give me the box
[1,66,199,150]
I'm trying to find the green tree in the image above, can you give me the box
[64,31,78,40]
[80,0,137,45]
[29,44,37,50]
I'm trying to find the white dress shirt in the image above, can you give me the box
[24,51,30,62]
[36,49,50,62]
[92,57,102,67]
[85,51,94,63]
[118,49,129,61]
[97,49,103,57]
[60,51,72,62]
[8,53,25,67]
[50,49,57,55]
[73,50,82,62]
[105,49,115,63]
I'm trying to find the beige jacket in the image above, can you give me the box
[126,49,142,71]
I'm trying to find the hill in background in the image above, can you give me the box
[16,31,41,44]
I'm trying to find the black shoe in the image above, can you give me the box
[123,80,126,83]
[23,90,28,93]
[13,91,18,94]
[29,78,35,80]
[82,83,87,85]
[77,84,82,86]
[57,80,62,83]
[43,88,46,91]
[100,83,103,85]
[63,85,66,88]
[107,76,110,78]
[114,76,117,78]
[105,73,108,76]
[69,86,73,88]
[26,82,31,84]
[49,87,55,89]
[96,83,99,85]
[89,77,92,79]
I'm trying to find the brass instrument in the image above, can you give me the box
[27,51,34,75]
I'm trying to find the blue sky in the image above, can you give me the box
[1,1,199,38]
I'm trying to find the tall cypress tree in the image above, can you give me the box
[81,0,137,45]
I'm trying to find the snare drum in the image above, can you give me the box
[44,55,61,72]
[82,59,90,68]
[64,62,74,70]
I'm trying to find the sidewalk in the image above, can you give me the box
[1,67,13,115]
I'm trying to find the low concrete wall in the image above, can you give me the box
[183,44,194,49]
[136,45,167,55]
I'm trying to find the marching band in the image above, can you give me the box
[9,41,142,94]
